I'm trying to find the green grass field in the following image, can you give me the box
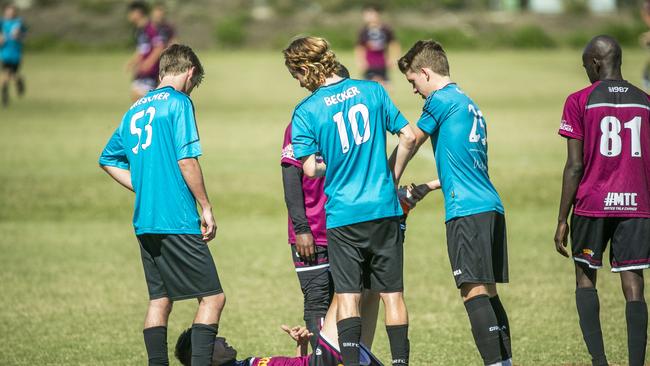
[1,49,648,365]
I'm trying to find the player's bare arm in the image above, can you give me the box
[139,44,164,75]
[178,157,216,242]
[389,124,416,186]
[554,138,584,257]
[301,154,326,178]
[100,165,134,192]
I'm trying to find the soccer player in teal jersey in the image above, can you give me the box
[0,3,27,107]
[398,40,511,366]
[99,45,225,366]
[284,36,416,366]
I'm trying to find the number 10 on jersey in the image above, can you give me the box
[333,103,371,153]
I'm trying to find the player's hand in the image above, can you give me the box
[201,207,217,242]
[295,232,316,262]
[554,221,570,258]
[281,325,312,346]
[398,186,416,210]
[409,183,433,202]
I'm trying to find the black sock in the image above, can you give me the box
[386,324,409,365]
[337,317,362,366]
[490,295,512,360]
[16,77,24,96]
[143,326,169,366]
[305,315,324,351]
[576,288,608,366]
[464,295,502,365]
[191,323,218,366]
[626,301,648,366]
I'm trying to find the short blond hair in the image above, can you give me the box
[283,36,341,91]
[159,44,205,86]
[398,40,450,76]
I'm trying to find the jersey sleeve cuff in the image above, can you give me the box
[281,157,302,168]
[177,151,203,160]
[416,120,434,135]
[558,130,583,140]
[293,147,318,160]
[98,158,129,170]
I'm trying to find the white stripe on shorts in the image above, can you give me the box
[295,263,330,272]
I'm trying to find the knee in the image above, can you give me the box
[379,292,404,307]
[149,297,173,314]
[200,293,226,310]
[460,283,489,301]
[622,281,645,302]
[304,289,330,315]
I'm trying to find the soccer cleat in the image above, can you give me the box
[16,78,25,97]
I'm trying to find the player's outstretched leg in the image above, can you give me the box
[381,292,410,366]
[462,284,502,365]
[336,293,362,366]
[575,264,608,366]
[620,270,647,366]
[488,285,512,362]
[191,293,225,366]
[143,297,173,366]
[300,264,333,351]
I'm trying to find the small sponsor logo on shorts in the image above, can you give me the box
[453,269,462,276]
[604,192,638,211]
[559,120,574,133]
[582,249,594,257]
[315,348,322,356]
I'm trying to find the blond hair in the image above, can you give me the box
[283,36,340,91]
[398,40,450,76]
[159,44,205,86]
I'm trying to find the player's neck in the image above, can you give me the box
[323,75,343,87]
[433,76,453,92]
[158,75,188,94]
[599,70,623,81]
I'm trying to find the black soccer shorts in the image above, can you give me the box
[1,61,20,73]
[445,211,509,288]
[571,214,650,272]
[327,216,404,293]
[137,234,223,301]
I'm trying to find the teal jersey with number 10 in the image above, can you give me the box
[99,86,202,235]
[292,78,408,229]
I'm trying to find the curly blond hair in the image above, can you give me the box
[283,36,341,91]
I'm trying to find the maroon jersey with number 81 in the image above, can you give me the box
[559,80,650,218]
[559,80,650,217]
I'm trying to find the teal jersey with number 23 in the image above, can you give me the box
[99,86,202,235]
[291,78,408,229]
[417,83,504,222]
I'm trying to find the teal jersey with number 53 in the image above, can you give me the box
[417,83,504,222]
[291,78,408,229]
[99,86,202,235]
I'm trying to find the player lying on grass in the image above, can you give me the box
[174,294,384,366]
[397,40,512,366]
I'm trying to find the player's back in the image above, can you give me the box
[560,80,650,217]
[291,78,406,228]
[119,87,201,234]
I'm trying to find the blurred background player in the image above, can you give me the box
[126,1,165,101]
[398,40,512,366]
[151,2,178,46]
[0,3,27,107]
[355,4,400,85]
[174,294,384,366]
[555,35,650,366]
[285,36,416,366]
[99,44,225,366]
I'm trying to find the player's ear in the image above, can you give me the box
[421,68,430,82]
[187,66,195,82]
